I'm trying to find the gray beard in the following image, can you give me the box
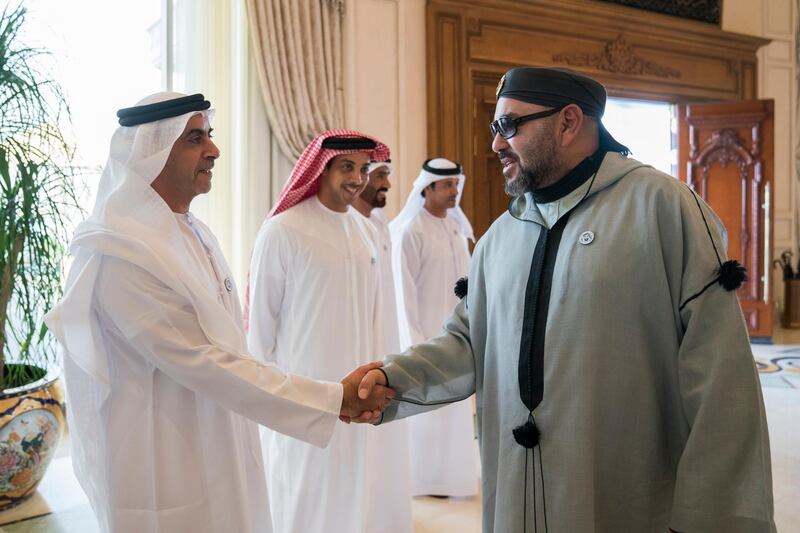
[503,125,561,196]
[504,158,561,196]
[504,169,535,197]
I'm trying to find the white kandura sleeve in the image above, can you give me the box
[97,256,343,449]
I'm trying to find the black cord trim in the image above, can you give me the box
[539,445,548,532]
[508,168,599,224]
[678,277,719,312]
[532,448,538,533]
[678,186,748,311]
[687,187,723,268]
[388,392,474,407]
[524,448,530,533]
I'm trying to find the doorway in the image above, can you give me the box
[604,98,675,177]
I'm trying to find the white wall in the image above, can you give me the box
[342,0,428,218]
[758,0,797,310]
[725,0,798,309]
[722,0,764,36]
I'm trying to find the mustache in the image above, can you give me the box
[497,150,518,162]
[375,188,389,194]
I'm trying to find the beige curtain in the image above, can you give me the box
[246,0,346,160]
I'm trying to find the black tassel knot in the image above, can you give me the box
[454,276,468,299]
[717,260,747,291]
[512,414,540,449]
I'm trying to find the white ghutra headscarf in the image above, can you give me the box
[367,159,393,176]
[388,157,474,242]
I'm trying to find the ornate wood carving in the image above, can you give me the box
[690,126,762,269]
[553,35,681,79]
[687,124,761,271]
[693,128,758,185]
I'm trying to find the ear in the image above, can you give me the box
[558,104,585,147]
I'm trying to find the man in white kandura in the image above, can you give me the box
[390,158,479,498]
[246,130,413,533]
[353,160,403,361]
[44,94,390,533]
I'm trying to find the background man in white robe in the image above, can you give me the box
[357,68,776,532]
[247,131,413,533]
[44,95,390,533]
[389,158,479,497]
[353,160,403,357]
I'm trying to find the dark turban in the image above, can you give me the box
[496,67,629,154]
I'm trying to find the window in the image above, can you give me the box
[20,0,163,209]
[604,97,676,177]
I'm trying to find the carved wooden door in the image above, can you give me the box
[677,100,774,339]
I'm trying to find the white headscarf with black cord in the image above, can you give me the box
[388,157,474,242]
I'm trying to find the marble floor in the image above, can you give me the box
[0,339,797,533]
[0,459,482,533]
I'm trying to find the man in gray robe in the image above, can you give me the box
[357,67,775,532]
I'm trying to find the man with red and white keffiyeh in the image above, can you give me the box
[246,130,413,533]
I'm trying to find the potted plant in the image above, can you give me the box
[0,3,80,510]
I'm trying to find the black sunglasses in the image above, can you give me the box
[489,107,564,139]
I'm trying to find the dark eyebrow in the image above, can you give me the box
[187,128,213,137]
[338,158,356,165]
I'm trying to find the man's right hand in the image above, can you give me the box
[340,362,394,424]
[358,368,387,400]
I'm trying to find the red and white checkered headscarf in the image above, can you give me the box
[244,128,390,329]
[269,129,391,217]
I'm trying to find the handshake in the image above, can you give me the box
[339,362,393,424]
